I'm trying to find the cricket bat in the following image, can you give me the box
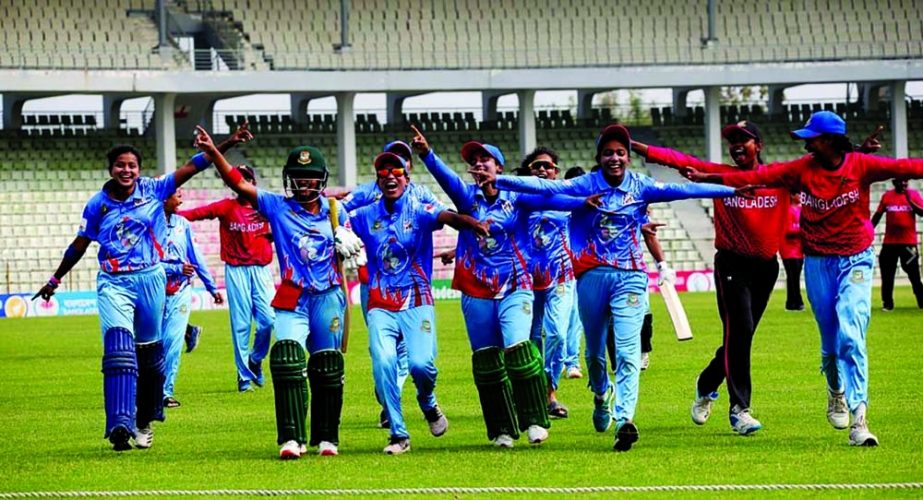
[660,281,693,341]
[328,197,351,353]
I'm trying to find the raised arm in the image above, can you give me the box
[173,122,254,189]
[412,126,473,210]
[33,236,91,301]
[193,126,258,206]
[691,158,806,188]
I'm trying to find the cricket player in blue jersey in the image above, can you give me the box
[195,128,365,460]
[33,129,236,451]
[341,140,441,429]
[520,147,576,420]
[411,126,594,448]
[350,151,487,454]
[476,124,746,451]
[161,188,224,408]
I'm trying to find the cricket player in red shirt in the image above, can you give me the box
[685,111,923,447]
[871,178,923,310]
[780,191,805,311]
[180,164,275,393]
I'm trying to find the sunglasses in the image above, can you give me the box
[376,167,406,178]
[529,160,558,171]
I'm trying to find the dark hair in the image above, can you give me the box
[514,166,531,176]
[520,146,559,170]
[825,134,854,155]
[564,166,586,179]
[590,164,601,173]
[106,145,143,171]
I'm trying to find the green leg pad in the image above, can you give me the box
[506,341,551,431]
[270,340,308,445]
[472,347,519,441]
[308,350,344,446]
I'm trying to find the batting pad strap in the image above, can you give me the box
[270,340,308,445]
[505,341,550,431]
[136,341,166,427]
[471,347,519,441]
[308,350,345,446]
[102,327,137,438]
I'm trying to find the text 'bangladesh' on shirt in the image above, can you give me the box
[78,175,176,273]
[878,188,923,245]
[256,190,347,294]
[350,192,446,311]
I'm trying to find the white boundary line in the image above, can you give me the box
[1,483,922,497]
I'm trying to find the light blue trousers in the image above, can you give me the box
[530,280,576,390]
[564,291,583,370]
[804,248,873,412]
[162,286,192,398]
[576,268,648,425]
[361,283,409,399]
[274,286,345,354]
[225,264,275,383]
[368,306,439,440]
[461,290,534,351]
[97,265,166,343]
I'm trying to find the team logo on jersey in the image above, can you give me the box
[522,301,532,315]
[100,205,109,216]
[373,220,383,231]
[555,283,566,296]
[329,316,341,332]
[403,220,414,232]
[626,293,641,307]
[594,212,627,244]
[850,269,866,284]
[623,192,635,205]
[294,231,332,264]
[111,216,144,249]
[501,199,514,214]
[421,319,432,333]
[298,150,312,165]
[531,217,560,250]
[379,239,410,275]
[180,304,188,314]
[477,228,508,256]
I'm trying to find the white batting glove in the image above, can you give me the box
[657,261,676,286]
[353,247,367,267]
[334,226,363,259]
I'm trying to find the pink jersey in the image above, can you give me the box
[779,203,803,259]
[720,153,923,256]
[646,146,787,260]
[179,198,273,266]
[877,189,922,245]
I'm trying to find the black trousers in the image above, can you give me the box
[782,258,804,310]
[698,251,779,412]
[879,244,923,308]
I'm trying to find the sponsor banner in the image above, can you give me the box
[0,288,228,319]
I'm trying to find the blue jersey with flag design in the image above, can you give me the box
[161,213,218,295]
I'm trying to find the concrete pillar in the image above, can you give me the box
[767,85,788,118]
[576,90,597,121]
[859,83,886,113]
[482,91,506,122]
[336,92,357,187]
[673,88,692,118]
[704,86,722,163]
[890,80,908,159]
[173,95,222,138]
[102,95,127,130]
[386,92,421,125]
[291,93,326,127]
[1,94,30,129]
[153,93,177,175]
[518,90,536,159]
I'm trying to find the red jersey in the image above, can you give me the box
[179,198,273,266]
[877,189,922,245]
[779,203,803,259]
[720,153,923,256]
[646,146,787,260]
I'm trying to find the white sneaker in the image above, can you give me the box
[424,406,448,437]
[527,425,548,445]
[493,434,514,448]
[383,438,410,455]
[134,426,154,449]
[691,380,718,425]
[827,389,849,430]
[729,406,763,435]
[640,352,650,371]
[279,440,302,460]
[317,441,339,456]
[848,404,879,447]
[566,367,583,379]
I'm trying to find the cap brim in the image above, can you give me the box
[374,152,407,169]
[721,124,758,141]
[790,129,821,140]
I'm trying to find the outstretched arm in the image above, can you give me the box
[194,126,258,206]
[437,211,490,237]
[490,172,592,197]
[412,125,473,210]
[641,180,738,203]
[639,142,738,174]
[33,236,91,301]
[173,122,254,189]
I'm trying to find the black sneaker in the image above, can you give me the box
[248,358,264,387]
[163,397,181,408]
[613,421,639,452]
[109,426,132,452]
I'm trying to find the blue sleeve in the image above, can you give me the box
[421,150,475,211]
[411,184,442,206]
[496,174,593,197]
[349,208,370,242]
[336,201,350,229]
[255,188,280,218]
[641,180,737,203]
[77,197,100,240]
[149,174,177,202]
[185,224,218,293]
[418,202,445,233]
[341,181,380,212]
[516,193,587,212]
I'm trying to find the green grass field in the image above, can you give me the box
[1,288,921,498]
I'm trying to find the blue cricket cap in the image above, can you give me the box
[461,141,505,167]
[791,111,847,139]
[383,140,413,161]
[374,152,408,170]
